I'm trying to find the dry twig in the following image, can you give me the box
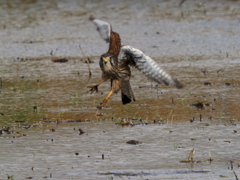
[233,171,239,180]
[79,45,92,76]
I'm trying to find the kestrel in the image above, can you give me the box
[88,16,183,108]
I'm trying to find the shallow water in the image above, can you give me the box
[1,121,239,180]
[0,0,240,179]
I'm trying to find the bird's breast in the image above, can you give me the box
[101,64,121,80]
[103,63,113,71]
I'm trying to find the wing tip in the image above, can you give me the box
[89,15,111,43]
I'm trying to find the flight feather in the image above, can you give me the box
[119,45,183,89]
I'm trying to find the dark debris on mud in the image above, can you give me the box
[190,102,205,109]
[0,126,27,138]
[40,118,90,124]
[98,171,151,177]
[126,140,142,145]
[51,57,69,63]
[98,169,210,177]
[0,126,12,135]
[115,118,145,126]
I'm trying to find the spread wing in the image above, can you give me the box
[119,45,183,89]
[90,16,121,56]
[90,16,111,43]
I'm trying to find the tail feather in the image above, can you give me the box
[121,80,135,105]
[122,94,132,104]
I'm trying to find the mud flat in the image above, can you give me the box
[0,0,239,179]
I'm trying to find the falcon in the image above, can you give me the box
[88,16,183,108]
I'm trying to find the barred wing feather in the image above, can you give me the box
[91,18,111,43]
[119,45,183,89]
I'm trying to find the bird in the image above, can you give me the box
[87,16,183,108]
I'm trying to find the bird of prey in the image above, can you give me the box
[88,16,183,108]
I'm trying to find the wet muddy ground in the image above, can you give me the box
[0,0,240,179]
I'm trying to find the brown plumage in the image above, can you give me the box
[88,17,183,108]
[88,16,133,107]
[108,31,121,56]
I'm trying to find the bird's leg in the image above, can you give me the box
[87,80,105,94]
[98,90,113,108]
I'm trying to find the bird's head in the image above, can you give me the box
[100,53,117,67]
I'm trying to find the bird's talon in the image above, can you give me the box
[87,85,98,94]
